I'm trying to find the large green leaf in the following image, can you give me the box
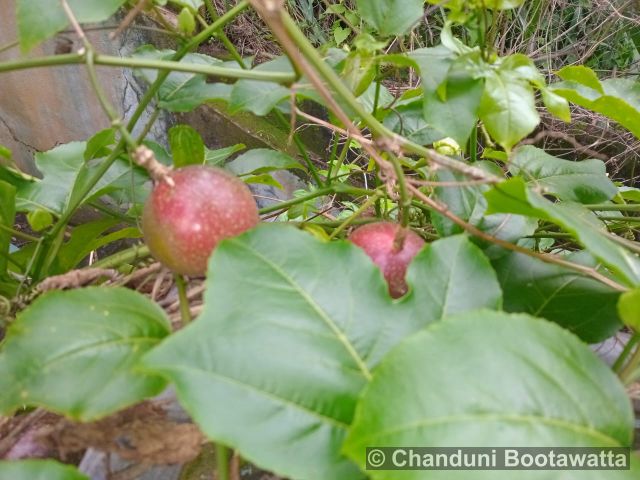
[53,218,141,274]
[406,235,502,320]
[133,46,232,112]
[355,0,423,36]
[420,52,485,147]
[509,146,617,203]
[0,460,88,480]
[15,142,142,215]
[169,125,205,167]
[0,180,17,275]
[409,46,455,93]
[142,226,502,480]
[229,80,292,116]
[17,0,126,52]
[552,68,640,140]
[479,69,540,151]
[383,102,442,145]
[485,178,640,287]
[493,251,622,342]
[0,287,170,421]
[228,57,315,116]
[344,310,637,480]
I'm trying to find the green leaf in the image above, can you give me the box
[355,0,423,36]
[383,102,442,145]
[84,128,116,161]
[509,146,617,203]
[0,460,88,480]
[14,142,141,214]
[243,173,284,189]
[0,287,170,421]
[169,125,205,167]
[142,226,502,480]
[333,24,350,45]
[618,288,640,331]
[493,251,623,343]
[485,178,640,286]
[133,46,232,112]
[204,144,246,166]
[556,65,604,93]
[177,7,196,35]
[541,88,571,122]
[428,0,525,11]
[409,46,455,93]
[344,310,636,479]
[26,209,53,232]
[0,180,16,275]
[432,166,537,258]
[424,71,484,148]
[225,149,305,176]
[16,0,126,52]
[479,69,540,151]
[54,218,142,273]
[0,144,12,161]
[228,56,306,116]
[551,77,640,140]
[169,0,203,9]
[229,80,291,116]
[407,235,503,319]
[161,79,232,112]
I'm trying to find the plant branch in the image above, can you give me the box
[0,52,295,83]
[407,184,628,292]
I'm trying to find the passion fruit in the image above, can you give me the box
[142,165,259,276]
[348,222,425,298]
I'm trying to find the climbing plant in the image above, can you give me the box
[0,0,639,478]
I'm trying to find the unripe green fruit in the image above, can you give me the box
[142,165,259,276]
[348,222,425,298]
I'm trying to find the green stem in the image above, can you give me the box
[613,333,640,373]
[0,52,294,83]
[388,153,411,228]
[328,192,381,239]
[586,204,640,212]
[469,123,478,163]
[598,216,640,223]
[328,139,350,184]
[274,110,322,186]
[174,273,192,326]
[258,185,375,215]
[325,135,340,185]
[0,223,39,242]
[204,0,248,69]
[258,187,334,215]
[619,340,640,385]
[90,244,150,269]
[216,444,230,480]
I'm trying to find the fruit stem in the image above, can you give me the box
[619,341,640,385]
[216,443,231,480]
[613,333,640,373]
[174,273,192,326]
[133,146,174,186]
